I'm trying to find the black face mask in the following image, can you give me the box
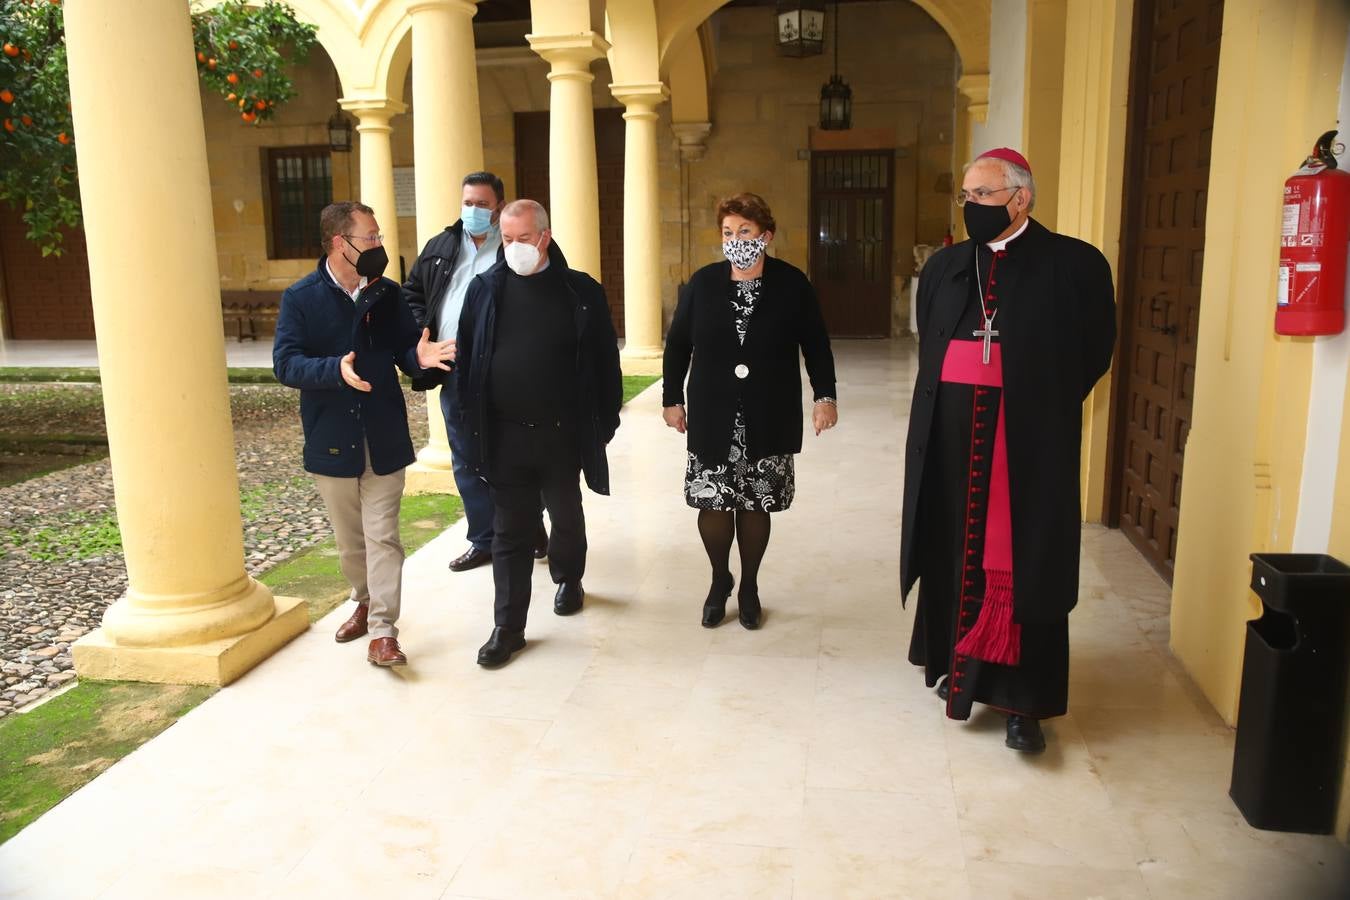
[343,237,389,279]
[963,196,1016,244]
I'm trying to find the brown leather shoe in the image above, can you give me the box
[367,636,407,667]
[334,603,369,643]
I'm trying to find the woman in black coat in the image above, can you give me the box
[662,193,838,629]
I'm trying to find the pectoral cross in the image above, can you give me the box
[973,317,999,365]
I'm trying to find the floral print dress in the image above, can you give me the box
[684,277,795,512]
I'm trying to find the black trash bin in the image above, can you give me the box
[1230,553,1350,834]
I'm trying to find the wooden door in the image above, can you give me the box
[1110,0,1224,578]
[514,108,626,336]
[808,151,894,337]
[0,210,94,339]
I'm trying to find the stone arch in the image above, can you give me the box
[655,0,988,75]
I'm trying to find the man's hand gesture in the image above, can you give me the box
[340,352,373,392]
[416,328,456,371]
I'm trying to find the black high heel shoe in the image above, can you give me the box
[737,589,761,630]
[702,573,734,628]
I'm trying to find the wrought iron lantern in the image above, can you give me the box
[818,4,851,130]
[327,104,353,152]
[776,1,826,57]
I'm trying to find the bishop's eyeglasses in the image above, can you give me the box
[955,185,1019,207]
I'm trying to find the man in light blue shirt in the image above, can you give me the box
[406,172,544,570]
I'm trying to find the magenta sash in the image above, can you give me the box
[939,341,1020,665]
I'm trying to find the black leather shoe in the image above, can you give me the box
[554,581,584,615]
[477,627,526,668]
[702,573,735,628]
[936,676,950,702]
[533,522,549,560]
[1005,715,1047,753]
[449,546,491,572]
[737,590,761,630]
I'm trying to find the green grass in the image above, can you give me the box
[0,682,215,844]
[0,492,463,845]
[0,367,278,384]
[623,375,660,405]
[7,512,122,562]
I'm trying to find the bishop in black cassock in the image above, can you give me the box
[900,148,1116,753]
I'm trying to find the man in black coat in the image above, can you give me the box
[454,199,623,668]
[900,148,1116,752]
[273,201,455,667]
[404,172,548,572]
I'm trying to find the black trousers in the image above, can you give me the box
[488,421,587,630]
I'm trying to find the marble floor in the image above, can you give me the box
[1,340,1346,899]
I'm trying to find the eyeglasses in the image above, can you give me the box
[343,233,384,244]
[955,186,1018,207]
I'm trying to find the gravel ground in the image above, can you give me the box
[0,383,430,719]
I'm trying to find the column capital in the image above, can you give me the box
[340,96,408,125]
[527,32,610,77]
[408,0,479,17]
[957,72,989,124]
[610,81,670,118]
[671,121,712,162]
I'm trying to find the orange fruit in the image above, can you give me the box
[252,68,263,79]
[229,40,239,50]
[241,111,256,123]
[3,119,13,133]
[254,99,266,110]
[207,58,217,70]
[3,44,19,58]
[0,89,12,104]
[238,98,246,108]
[20,114,31,126]
[226,72,239,85]
[196,51,206,63]
[226,92,236,101]
[57,132,69,144]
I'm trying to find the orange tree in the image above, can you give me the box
[0,0,317,256]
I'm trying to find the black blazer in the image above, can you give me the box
[663,256,836,462]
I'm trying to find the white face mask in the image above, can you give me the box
[504,236,543,276]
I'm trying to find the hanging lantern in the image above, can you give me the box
[776,1,826,57]
[819,74,852,130]
[818,3,851,130]
[327,104,353,152]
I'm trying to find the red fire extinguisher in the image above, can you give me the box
[1277,130,1350,336]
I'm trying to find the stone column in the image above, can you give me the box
[341,98,406,268]
[405,0,484,494]
[612,83,670,374]
[64,0,306,684]
[527,32,609,281]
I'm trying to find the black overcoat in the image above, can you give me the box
[900,218,1117,624]
[452,239,623,496]
[662,256,836,462]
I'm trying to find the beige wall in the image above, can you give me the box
[681,2,957,333]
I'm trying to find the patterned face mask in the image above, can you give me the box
[722,235,769,271]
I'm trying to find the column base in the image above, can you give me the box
[404,461,459,495]
[72,595,308,686]
[619,346,663,376]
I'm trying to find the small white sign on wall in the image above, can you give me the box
[393,167,416,218]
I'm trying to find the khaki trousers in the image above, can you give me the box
[313,448,405,639]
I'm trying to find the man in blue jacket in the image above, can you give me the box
[456,199,623,668]
[273,201,455,667]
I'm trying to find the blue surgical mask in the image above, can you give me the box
[462,205,494,237]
